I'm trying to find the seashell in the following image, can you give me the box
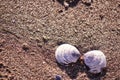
[84,50,106,74]
[55,44,81,65]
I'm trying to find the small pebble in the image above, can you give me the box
[42,61,46,64]
[30,52,36,55]
[42,35,50,43]
[37,43,42,48]
[35,37,41,43]
[36,28,40,32]
[22,43,29,51]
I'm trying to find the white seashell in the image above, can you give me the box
[84,50,106,74]
[55,44,81,65]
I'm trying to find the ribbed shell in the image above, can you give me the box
[84,50,106,73]
[55,44,81,65]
